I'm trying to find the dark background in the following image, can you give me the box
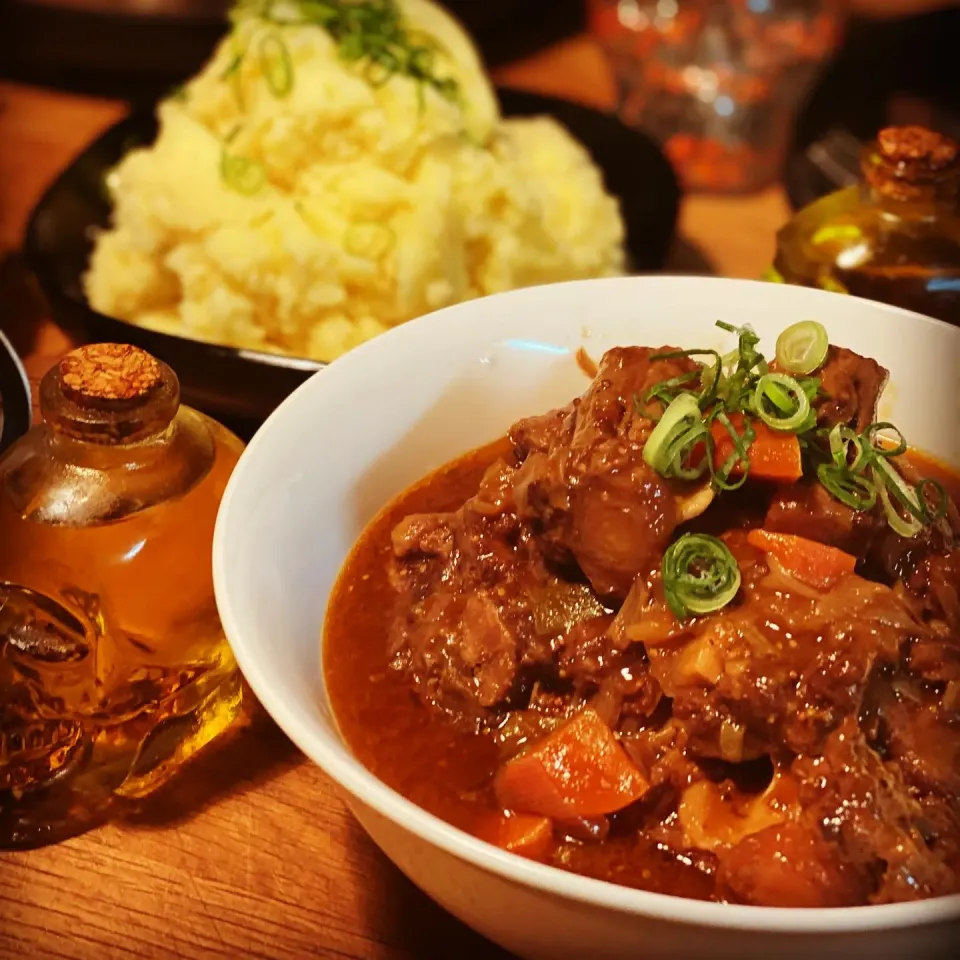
[1,2,957,129]
[0,0,586,101]
[1,1,958,204]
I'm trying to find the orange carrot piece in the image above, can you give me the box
[493,709,649,819]
[711,414,803,483]
[747,529,857,589]
[688,414,803,484]
[471,810,554,861]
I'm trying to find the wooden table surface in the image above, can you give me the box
[0,35,790,960]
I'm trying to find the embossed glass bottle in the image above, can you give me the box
[770,126,960,325]
[0,344,244,847]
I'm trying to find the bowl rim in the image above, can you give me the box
[213,275,960,934]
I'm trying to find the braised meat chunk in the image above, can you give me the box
[765,480,883,557]
[794,719,957,903]
[815,345,889,431]
[615,538,918,760]
[328,319,960,908]
[387,459,541,721]
[509,346,700,599]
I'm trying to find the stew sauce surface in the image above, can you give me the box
[325,438,960,902]
[325,438,716,898]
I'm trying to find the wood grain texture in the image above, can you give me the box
[0,35,788,960]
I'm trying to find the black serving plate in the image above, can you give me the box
[24,87,681,434]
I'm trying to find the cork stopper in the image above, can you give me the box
[876,127,958,172]
[865,126,960,202]
[59,344,162,405]
[40,343,180,444]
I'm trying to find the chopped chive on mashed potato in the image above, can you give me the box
[84,0,627,363]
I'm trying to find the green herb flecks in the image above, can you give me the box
[232,0,459,104]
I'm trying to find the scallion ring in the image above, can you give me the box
[662,533,742,619]
[876,473,923,538]
[720,347,741,372]
[642,369,701,405]
[827,423,867,473]
[666,421,710,481]
[863,422,908,459]
[642,393,705,478]
[259,32,294,98]
[872,457,926,536]
[220,148,266,196]
[797,377,822,402]
[709,411,753,491]
[916,477,949,523]
[775,320,829,375]
[817,463,877,511]
[647,349,724,408]
[753,372,811,433]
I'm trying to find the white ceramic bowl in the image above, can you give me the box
[213,277,960,960]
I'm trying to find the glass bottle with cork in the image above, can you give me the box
[0,342,244,848]
[769,125,960,325]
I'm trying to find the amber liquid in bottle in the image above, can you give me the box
[772,126,960,326]
[0,345,243,847]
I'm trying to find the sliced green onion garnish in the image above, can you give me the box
[364,57,397,87]
[775,320,829,375]
[872,457,926,536]
[720,347,741,371]
[709,410,753,491]
[650,349,722,365]
[642,369,701,405]
[259,32,294,97]
[647,349,723,408]
[642,393,707,479]
[662,533,742,620]
[753,373,811,433]
[222,32,249,110]
[827,423,867,473]
[863,422,908,459]
[817,463,877,511]
[254,0,460,104]
[876,471,923,538]
[220,148,267,195]
[699,360,724,407]
[668,422,710,481]
[816,421,947,537]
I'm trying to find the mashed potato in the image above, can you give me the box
[85,0,626,362]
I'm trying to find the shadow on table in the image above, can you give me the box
[117,686,303,829]
[0,252,47,358]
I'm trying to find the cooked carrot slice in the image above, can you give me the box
[711,415,803,483]
[493,708,649,819]
[747,529,856,589]
[688,414,803,484]
[471,810,553,861]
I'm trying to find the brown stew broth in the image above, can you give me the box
[324,440,959,900]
